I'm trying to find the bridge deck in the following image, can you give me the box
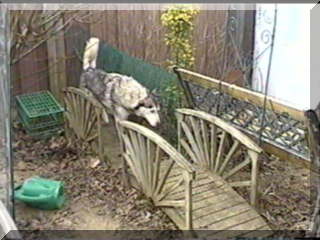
[161,165,272,237]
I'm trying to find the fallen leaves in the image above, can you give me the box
[12,124,311,234]
[13,125,177,232]
[89,157,100,168]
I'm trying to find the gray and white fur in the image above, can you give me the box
[79,37,160,127]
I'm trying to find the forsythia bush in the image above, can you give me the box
[160,5,199,143]
[161,5,199,69]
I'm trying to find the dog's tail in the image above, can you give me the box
[83,37,100,70]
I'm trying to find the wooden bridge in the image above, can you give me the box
[63,87,272,237]
[63,87,105,162]
[118,109,272,237]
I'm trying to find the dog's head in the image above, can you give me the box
[134,95,160,127]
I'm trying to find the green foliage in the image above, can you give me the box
[160,5,199,142]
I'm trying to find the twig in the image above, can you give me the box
[11,14,76,65]
[74,11,104,25]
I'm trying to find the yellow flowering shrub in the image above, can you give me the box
[160,5,199,143]
[161,5,199,69]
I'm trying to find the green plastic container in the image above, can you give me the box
[16,91,65,138]
[14,177,66,210]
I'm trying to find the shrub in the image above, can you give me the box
[160,5,199,144]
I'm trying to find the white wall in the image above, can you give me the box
[252,4,313,110]
[311,4,320,110]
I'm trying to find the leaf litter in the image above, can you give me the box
[12,124,311,238]
[13,126,178,237]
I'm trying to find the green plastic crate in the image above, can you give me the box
[16,91,65,138]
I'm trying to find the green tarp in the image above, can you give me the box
[96,42,177,95]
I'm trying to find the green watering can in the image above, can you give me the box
[14,177,66,210]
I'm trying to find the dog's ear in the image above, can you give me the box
[143,97,155,108]
[137,96,155,109]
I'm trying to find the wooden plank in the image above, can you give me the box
[180,139,199,166]
[167,168,235,201]
[200,210,272,237]
[239,226,273,238]
[200,119,210,167]
[184,171,193,230]
[195,202,252,229]
[146,139,153,193]
[96,109,104,161]
[47,18,67,102]
[176,68,306,122]
[168,171,244,209]
[163,172,270,233]
[152,145,161,192]
[144,9,160,64]
[215,131,227,171]
[128,130,146,186]
[206,217,269,238]
[172,185,226,204]
[180,120,203,167]
[157,176,184,202]
[192,189,245,213]
[47,25,58,97]
[203,208,263,230]
[210,124,217,170]
[103,8,118,47]
[156,160,175,196]
[55,18,67,101]
[154,200,185,207]
[89,10,106,40]
[192,195,245,219]
[229,180,251,188]
[165,182,223,204]
[15,11,48,94]
[218,139,240,174]
[63,17,89,87]
[222,155,251,180]
[165,169,207,186]
[168,174,223,200]
[248,150,259,207]
[162,207,186,230]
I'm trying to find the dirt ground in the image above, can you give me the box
[13,122,176,232]
[12,120,312,237]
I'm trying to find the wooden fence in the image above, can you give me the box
[11,7,255,99]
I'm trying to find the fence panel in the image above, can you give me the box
[12,8,254,95]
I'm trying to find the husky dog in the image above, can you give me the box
[79,37,160,127]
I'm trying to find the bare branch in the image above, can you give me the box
[10,10,101,65]
[11,12,75,65]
